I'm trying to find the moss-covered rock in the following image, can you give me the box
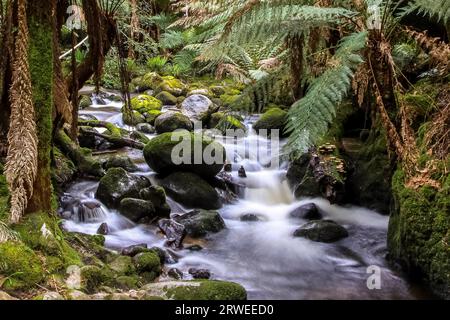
[79,95,92,109]
[156,91,177,105]
[96,168,151,207]
[209,86,226,98]
[119,198,155,223]
[108,256,136,276]
[154,111,193,134]
[130,95,163,114]
[173,209,226,238]
[155,76,187,97]
[133,252,162,282]
[144,280,247,300]
[160,172,222,210]
[219,94,239,107]
[80,265,115,293]
[123,110,145,126]
[253,107,288,137]
[114,275,139,290]
[143,132,226,178]
[144,109,163,126]
[104,155,139,173]
[0,242,44,290]
[388,168,450,299]
[51,147,76,189]
[14,212,82,269]
[209,112,245,133]
[132,72,163,92]
[139,186,171,217]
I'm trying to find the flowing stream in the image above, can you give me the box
[62,93,430,300]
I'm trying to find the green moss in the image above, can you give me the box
[156,91,177,105]
[115,275,139,290]
[388,168,450,298]
[144,109,163,125]
[166,281,247,300]
[0,242,44,290]
[123,110,146,126]
[0,172,9,221]
[131,95,163,114]
[214,114,245,133]
[133,252,161,282]
[28,15,54,212]
[155,76,186,96]
[219,94,240,107]
[109,256,136,276]
[253,107,288,137]
[80,265,115,293]
[13,212,82,269]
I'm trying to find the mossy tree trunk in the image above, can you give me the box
[26,0,56,213]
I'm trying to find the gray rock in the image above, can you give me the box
[154,111,193,134]
[97,223,110,235]
[104,155,139,173]
[96,168,151,207]
[120,198,155,222]
[189,268,211,280]
[160,172,222,210]
[173,209,226,238]
[289,203,322,220]
[158,219,186,248]
[293,220,349,243]
[181,94,216,122]
[121,244,150,257]
[136,123,155,134]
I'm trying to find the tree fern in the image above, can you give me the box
[404,0,450,25]
[285,31,368,154]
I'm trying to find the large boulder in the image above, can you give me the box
[181,94,217,122]
[293,220,349,243]
[120,198,155,222]
[289,203,323,220]
[156,91,177,105]
[133,252,162,282]
[160,172,222,210]
[130,95,163,114]
[173,209,226,238]
[143,132,226,178]
[104,155,139,173]
[155,76,187,97]
[154,111,193,134]
[132,72,163,92]
[209,112,245,133]
[96,168,151,207]
[253,107,288,137]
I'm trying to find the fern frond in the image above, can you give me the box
[285,31,368,154]
[0,221,19,243]
[404,0,450,25]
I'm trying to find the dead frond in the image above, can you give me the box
[352,63,369,107]
[4,0,38,224]
[405,28,450,74]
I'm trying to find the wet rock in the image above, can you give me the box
[97,223,110,235]
[189,268,211,280]
[168,268,184,280]
[79,114,98,121]
[156,91,177,105]
[139,186,171,217]
[173,209,226,238]
[238,166,247,178]
[253,108,288,137]
[130,94,163,114]
[293,220,349,243]
[287,153,321,199]
[136,123,155,134]
[240,214,261,222]
[96,168,151,207]
[79,95,92,109]
[154,111,193,134]
[181,94,217,122]
[158,219,186,249]
[224,162,232,172]
[120,198,155,223]
[143,132,226,178]
[209,112,245,133]
[160,172,222,210]
[151,247,179,265]
[289,203,322,220]
[187,245,203,251]
[121,244,149,257]
[104,155,139,173]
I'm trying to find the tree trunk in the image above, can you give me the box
[128,0,139,58]
[26,0,56,214]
